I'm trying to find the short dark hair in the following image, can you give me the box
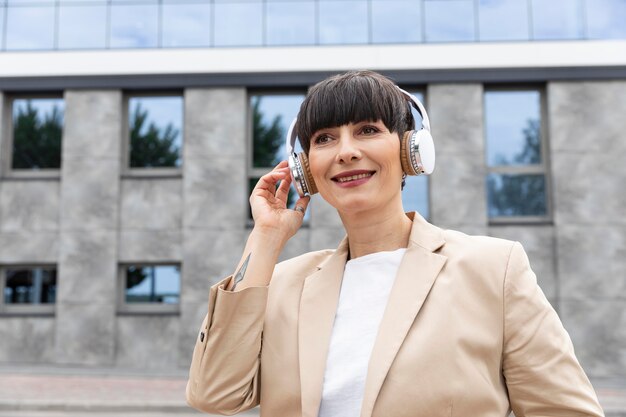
[295,70,415,155]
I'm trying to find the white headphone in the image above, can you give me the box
[285,87,435,198]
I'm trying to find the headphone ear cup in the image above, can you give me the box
[288,151,318,197]
[401,130,418,176]
[298,152,318,196]
[401,129,436,176]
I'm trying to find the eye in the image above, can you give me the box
[313,133,332,145]
[361,125,380,135]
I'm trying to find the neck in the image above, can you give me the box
[338,199,413,260]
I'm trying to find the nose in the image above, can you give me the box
[335,128,362,164]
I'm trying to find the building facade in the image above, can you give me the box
[0,0,625,381]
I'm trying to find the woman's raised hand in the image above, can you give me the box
[250,160,310,242]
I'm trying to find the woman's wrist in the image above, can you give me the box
[250,225,291,249]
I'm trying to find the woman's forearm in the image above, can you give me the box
[230,226,289,291]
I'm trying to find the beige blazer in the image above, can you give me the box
[186,212,604,417]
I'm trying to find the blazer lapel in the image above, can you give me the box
[360,213,447,417]
[298,236,349,417]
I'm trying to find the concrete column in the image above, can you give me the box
[548,81,626,378]
[55,90,122,365]
[178,88,248,367]
[427,84,488,234]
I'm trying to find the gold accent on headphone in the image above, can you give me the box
[298,152,318,195]
[400,130,419,176]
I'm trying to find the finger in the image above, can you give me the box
[275,174,292,202]
[255,170,287,196]
[293,196,311,216]
[273,160,289,170]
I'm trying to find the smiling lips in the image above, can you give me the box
[331,170,376,187]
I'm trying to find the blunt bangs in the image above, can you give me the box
[296,71,414,154]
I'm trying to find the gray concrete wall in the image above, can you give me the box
[56,90,122,366]
[428,84,488,236]
[0,83,623,379]
[548,81,626,378]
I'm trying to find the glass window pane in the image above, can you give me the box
[372,0,422,44]
[266,1,315,46]
[402,175,429,219]
[6,6,55,50]
[128,96,183,168]
[110,5,158,48]
[587,0,626,39]
[479,0,529,41]
[58,5,106,49]
[162,4,211,48]
[319,0,368,45]
[215,2,262,46]
[484,91,541,167]
[12,98,64,170]
[8,0,54,3]
[251,94,304,168]
[4,268,57,304]
[487,173,547,217]
[125,265,180,304]
[0,7,5,51]
[531,0,583,40]
[424,0,475,42]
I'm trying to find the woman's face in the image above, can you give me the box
[308,120,404,214]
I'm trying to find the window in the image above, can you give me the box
[0,6,5,51]
[587,0,626,39]
[110,4,159,48]
[531,0,583,40]
[1,266,56,314]
[484,88,550,221]
[5,5,55,50]
[372,0,422,44]
[424,0,475,42]
[162,3,212,48]
[119,264,180,314]
[58,4,107,49]
[401,90,430,220]
[3,96,64,176]
[319,0,369,44]
[478,0,529,41]
[214,2,263,46]
[125,94,183,173]
[266,1,315,46]
[248,92,307,223]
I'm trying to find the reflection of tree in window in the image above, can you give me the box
[129,103,181,168]
[125,266,180,303]
[250,96,296,212]
[12,101,63,169]
[488,118,546,216]
[252,96,284,168]
[492,119,541,165]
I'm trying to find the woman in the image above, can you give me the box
[186,71,604,417]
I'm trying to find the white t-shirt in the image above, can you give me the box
[318,248,407,417]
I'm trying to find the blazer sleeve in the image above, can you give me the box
[502,242,605,417]
[186,275,269,415]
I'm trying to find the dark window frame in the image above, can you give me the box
[0,264,57,316]
[483,84,553,224]
[0,92,64,180]
[121,90,185,179]
[117,262,181,315]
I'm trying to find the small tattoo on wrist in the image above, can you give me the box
[232,253,251,290]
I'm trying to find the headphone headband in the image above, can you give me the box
[286,87,429,155]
